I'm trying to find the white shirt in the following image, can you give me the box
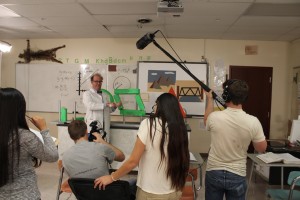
[206,107,265,176]
[137,118,175,194]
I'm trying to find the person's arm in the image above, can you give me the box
[105,93,122,113]
[92,132,125,162]
[253,140,267,153]
[83,90,105,111]
[252,118,267,153]
[22,116,58,162]
[204,90,214,126]
[94,136,145,189]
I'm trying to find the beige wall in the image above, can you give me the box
[0,38,296,153]
[289,39,300,120]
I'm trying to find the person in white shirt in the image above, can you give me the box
[83,73,121,142]
[204,79,267,200]
[94,93,190,200]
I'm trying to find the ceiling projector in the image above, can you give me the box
[157,0,184,13]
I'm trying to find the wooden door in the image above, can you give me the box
[230,66,272,151]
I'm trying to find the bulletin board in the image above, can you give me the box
[16,64,137,114]
[137,61,208,117]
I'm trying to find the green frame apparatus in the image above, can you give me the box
[113,88,145,116]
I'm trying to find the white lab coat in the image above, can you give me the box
[82,88,115,142]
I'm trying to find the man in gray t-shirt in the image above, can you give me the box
[62,120,125,179]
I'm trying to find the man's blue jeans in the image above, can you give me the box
[205,170,247,200]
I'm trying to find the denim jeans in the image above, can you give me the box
[205,170,247,200]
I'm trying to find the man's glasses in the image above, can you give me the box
[93,80,103,83]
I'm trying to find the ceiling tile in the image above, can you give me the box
[245,3,300,17]
[30,16,100,26]
[93,14,163,26]
[183,1,251,16]
[234,16,300,27]
[82,2,157,15]
[165,15,239,26]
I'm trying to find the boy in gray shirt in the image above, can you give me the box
[62,120,125,178]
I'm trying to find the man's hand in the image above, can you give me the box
[106,101,122,108]
[92,132,105,144]
[204,90,213,99]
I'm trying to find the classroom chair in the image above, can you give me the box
[56,164,72,200]
[266,171,300,200]
[180,168,199,200]
[68,178,131,200]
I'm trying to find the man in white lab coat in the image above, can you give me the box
[83,73,121,142]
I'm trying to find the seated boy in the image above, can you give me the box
[62,120,125,178]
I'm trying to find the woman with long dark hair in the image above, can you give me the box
[0,88,58,199]
[94,93,190,199]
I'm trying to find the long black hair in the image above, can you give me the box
[0,88,40,187]
[149,93,190,191]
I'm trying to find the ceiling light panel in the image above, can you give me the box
[0,5,20,17]
[0,0,75,3]
[4,3,90,17]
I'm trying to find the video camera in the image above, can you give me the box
[88,120,107,142]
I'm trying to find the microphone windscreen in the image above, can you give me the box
[136,33,153,50]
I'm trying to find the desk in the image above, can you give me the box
[247,154,300,198]
[261,142,300,184]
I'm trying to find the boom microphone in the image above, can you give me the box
[136,30,159,50]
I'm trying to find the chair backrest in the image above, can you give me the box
[68,178,131,200]
[288,171,300,186]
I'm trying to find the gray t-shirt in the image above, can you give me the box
[62,140,115,178]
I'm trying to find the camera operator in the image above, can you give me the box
[62,120,125,179]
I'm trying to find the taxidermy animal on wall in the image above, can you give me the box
[18,40,66,64]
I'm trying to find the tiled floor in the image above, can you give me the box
[36,157,285,200]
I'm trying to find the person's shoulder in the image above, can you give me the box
[209,110,222,118]
[18,128,35,140]
[62,147,74,161]
[140,118,150,125]
[83,89,93,94]
[243,111,259,120]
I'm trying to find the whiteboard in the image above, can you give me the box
[16,64,137,114]
[107,65,137,115]
[137,61,208,116]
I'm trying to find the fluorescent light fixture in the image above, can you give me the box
[0,5,20,17]
[0,41,12,53]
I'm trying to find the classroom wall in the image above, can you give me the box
[0,38,293,153]
[289,39,300,121]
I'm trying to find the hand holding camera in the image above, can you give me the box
[88,120,106,142]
